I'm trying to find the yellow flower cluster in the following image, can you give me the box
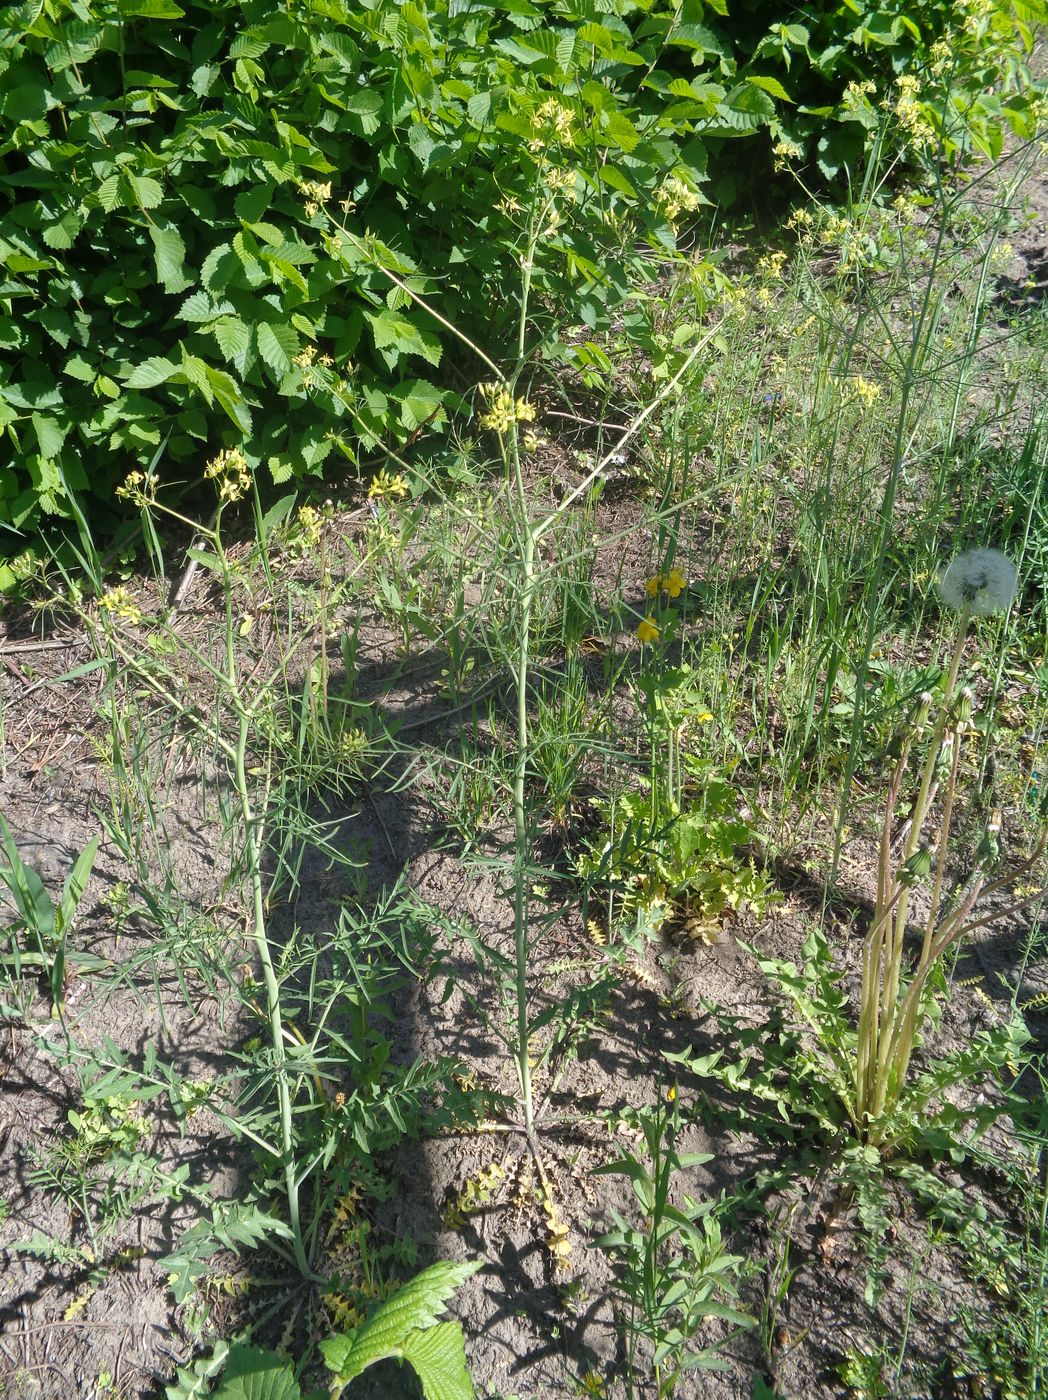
[757,250,788,281]
[645,567,687,599]
[115,470,157,507]
[636,616,661,644]
[532,98,576,147]
[294,504,324,548]
[477,382,536,434]
[300,180,333,218]
[294,344,335,389]
[773,137,803,171]
[892,74,936,150]
[99,585,144,625]
[368,470,409,501]
[656,173,702,223]
[838,375,882,409]
[205,446,251,504]
[842,78,877,110]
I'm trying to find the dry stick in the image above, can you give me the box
[0,637,85,655]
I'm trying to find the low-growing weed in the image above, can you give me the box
[0,815,101,1021]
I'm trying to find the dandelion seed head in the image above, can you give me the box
[938,548,1017,617]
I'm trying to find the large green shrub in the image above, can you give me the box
[0,0,1041,544]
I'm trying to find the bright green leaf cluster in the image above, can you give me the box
[0,0,1039,541]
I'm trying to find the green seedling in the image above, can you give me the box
[593,1091,752,1397]
[0,814,103,1018]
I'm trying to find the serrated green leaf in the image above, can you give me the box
[402,1322,476,1400]
[205,365,253,433]
[267,455,295,484]
[119,0,185,15]
[397,378,445,431]
[466,91,490,125]
[212,318,252,362]
[323,1261,480,1384]
[256,322,300,379]
[178,291,218,323]
[41,212,81,251]
[601,110,640,153]
[127,173,164,209]
[63,354,95,383]
[366,310,441,367]
[212,1344,301,1400]
[125,356,178,389]
[746,74,792,103]
[150,225,190,292]
[31,413,67,459]
[96,174,123,212]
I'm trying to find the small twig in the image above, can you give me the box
[364,788,397,861]
[0,637,86,655]
[167,511,218,619]
[544,409,631,433]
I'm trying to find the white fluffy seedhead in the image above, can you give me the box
[938,548,1017,617]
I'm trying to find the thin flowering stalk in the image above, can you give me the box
[852,548,1045,1142]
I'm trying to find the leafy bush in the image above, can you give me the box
[1,0,1041,543]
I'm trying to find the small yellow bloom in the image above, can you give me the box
[204,446,251,504]
[477,382,536,434]
[99,585,144,625]
[636,617,660,644]
[368,470,409,501]
[644,576,661,597]
[663,567,686,598]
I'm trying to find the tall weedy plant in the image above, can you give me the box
[856,548,1046,1142]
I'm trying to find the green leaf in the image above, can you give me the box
[125,357,179,389]
[366,310,441,367]
[150,225,190,292]
[212,318,252,362]
[96,174,123,212]
[126,173,164,209]
[56,834,99,940]
[178,291,220,323]
[746,75,792,103]
[41,212,81,250]
[397,378,445,431]
[0,813,56,945]
[322,1261,481,1385]
[212,1344,300,1400]
[32,413,67,460]
[3,84,49,123]
[256,322,300,380]
[402,1322,476,1400]
[119,0,185,15]
[343,90,384,136]
[205,365,253,433]
[602,110,640,153]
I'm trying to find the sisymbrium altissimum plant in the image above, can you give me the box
[855,548,1046,1142]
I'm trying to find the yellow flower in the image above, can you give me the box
[368,470,409,501]
[663,567,686,598]
[477,382,536,434]
[636,616,660,644]
[99,586,144,626]
[204,446,251,504]
[646,569,687,599]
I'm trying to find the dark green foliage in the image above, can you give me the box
[1,0,1040,541]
